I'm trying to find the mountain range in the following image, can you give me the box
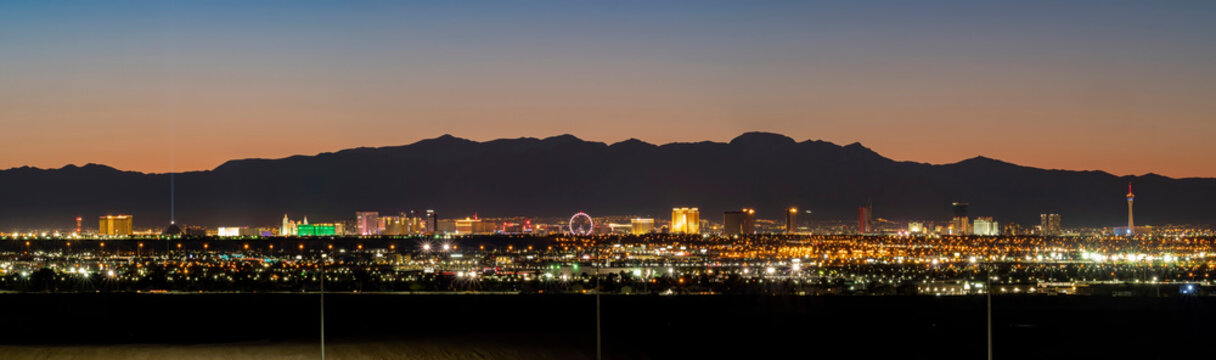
[2,132,1213,231]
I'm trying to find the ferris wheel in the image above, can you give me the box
[568,212,594,235]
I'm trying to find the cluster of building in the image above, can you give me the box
[11,183,1161,239]
[884,202,1003,236]
[281,211,438,237]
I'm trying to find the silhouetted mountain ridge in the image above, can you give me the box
[1,132,1213,230]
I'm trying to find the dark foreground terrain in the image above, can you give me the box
[0,294,1211,359]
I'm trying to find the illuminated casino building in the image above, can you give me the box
[426,210,438,234]
[631,218,655,235]
[670,208,700,234]
[382,214,426,235]
[456,216,497,235]
[858,205,873,234]
[98,215,133,236]
[216,227,257,237]
[973,217,1000,236]
[280,214,299,236]
[217,227,241,237]
[1040,213,1062,235]
[296,224,336,236]
[356,211,380,235]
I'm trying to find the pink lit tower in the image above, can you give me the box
[1126,182,1135,236]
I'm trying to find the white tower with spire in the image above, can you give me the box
[281,214,298,236]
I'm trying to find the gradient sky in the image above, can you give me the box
[2,1,1214,177]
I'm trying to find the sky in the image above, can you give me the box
[2,1,1214,177]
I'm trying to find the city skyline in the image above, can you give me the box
[14,190,1179,238]
[3,1,1216,177]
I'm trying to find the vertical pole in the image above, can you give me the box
[321,255,326,360]
[169,173,175,225]
[596,264,602,360]
[987,267,992,360]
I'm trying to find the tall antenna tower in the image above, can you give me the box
[1126,182,1135,235]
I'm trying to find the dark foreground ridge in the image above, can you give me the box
[2,132,1214,228]
[0,293,1213,359]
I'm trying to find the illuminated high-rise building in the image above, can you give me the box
[1040,213,1061,235]
[98,215,133,236]
[858,205,873,234]
[382,213,425,235]
[723,209,756,235]
[950,217,970,235]
[281,214,298,236]
[972,217,999,236]
[1126,182,1135,236]
[785,207,798,234]
[382,215,405,235]
[217,227,241,237]
[631,218,655,235]
[297,224,336,236]
[356,211,380,235]
[455,217,496,234]
[1004,223,1025,236]
[950,202,970,235]
[670,208,700,234]
[426,210,438,234]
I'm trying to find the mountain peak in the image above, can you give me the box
[947,156,1026,172]
[729,132,797,146]
[415,134,475,146]
[956,155,1012,166]
[541,134,583,144]
[610,138,654,147]
[962,155,997,162]
[1137,172,1170,180]
[841,142,884,158]
[70,163,122,172]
